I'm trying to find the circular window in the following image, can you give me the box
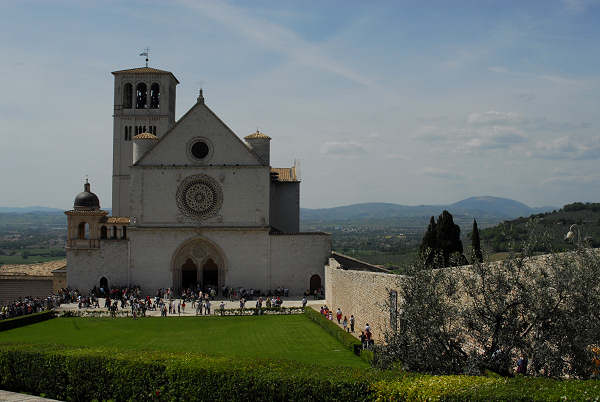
[191,141,210,159]
[176,174,223,219]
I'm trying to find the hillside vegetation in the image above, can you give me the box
[478,202,600,252]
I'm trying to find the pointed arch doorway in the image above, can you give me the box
[172,238,225,293]
[181,259,198,290]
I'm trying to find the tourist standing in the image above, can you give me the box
[302,296,307,308]
[350,315,355,332]
[342,316,348,332]
[336,308,342,324]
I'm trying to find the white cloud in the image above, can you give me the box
[467,111,521,126]
[176,0,372,86]
[384,153,409,160]
[529,136,600,160]
[421,167,464,180]
[320,141,366,156]
[561,0,600,13]
[488,66,508,73]
[487,65,583,87]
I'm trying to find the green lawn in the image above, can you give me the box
[0,315,367,368]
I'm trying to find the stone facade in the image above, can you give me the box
[65,65,330,295]
[325,259,407,341]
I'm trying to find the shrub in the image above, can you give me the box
[0,311,55,332]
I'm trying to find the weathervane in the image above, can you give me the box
[139,48,150,67]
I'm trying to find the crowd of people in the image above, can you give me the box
[0,288,81,320]
[319,305,373,349]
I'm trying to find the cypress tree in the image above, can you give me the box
[435,210,463,266]
[472,219,483,263]
[419,216,438,266]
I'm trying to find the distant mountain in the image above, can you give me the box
[0,206,65,213]
[301,196,555,222]
[448,196,555,219]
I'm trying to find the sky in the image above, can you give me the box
[0,0,599,209]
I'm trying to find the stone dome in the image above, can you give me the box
[74,180,100,210]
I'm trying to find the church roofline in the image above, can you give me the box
[134,100,264,166]
[111,67,180,84]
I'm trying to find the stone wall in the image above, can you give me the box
[269,233,330,295]
[67,240,129,291]
[269,181,300,233]
[325,259,407,341]
[130,166,270,227]
[0,278,53,305]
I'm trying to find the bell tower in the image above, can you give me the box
[110,66,179,216]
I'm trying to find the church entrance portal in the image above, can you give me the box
[172,238,225,293]
[310,274,321,294]
[181,259,198,290]
[202,259,218,289]
[100,277,109,293]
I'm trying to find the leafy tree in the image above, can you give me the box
[377,237,600,378]
[471,219,483,263]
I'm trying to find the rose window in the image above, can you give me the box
[176,175,223,219]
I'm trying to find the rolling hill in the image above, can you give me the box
[301,196,554,222]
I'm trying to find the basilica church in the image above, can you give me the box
[65,66,330,295]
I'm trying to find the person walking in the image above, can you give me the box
[205,299,211,315]
[350,315,355,332]
[342,316,348,332]
[336,308,342,324]
[302,296,307,308]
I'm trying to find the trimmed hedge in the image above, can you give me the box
[0,345,599,401]
[0,310,55,332]
[0,345,379,401]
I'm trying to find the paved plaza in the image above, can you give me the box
[55,297,325,317]
[0,390,60,402]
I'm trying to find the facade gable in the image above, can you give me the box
[137,102,261,166]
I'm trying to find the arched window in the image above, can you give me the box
[78,222,89,240]
[136,83,147,109]
[112,226,118,239]
[100,226,108,239]
[121,226,127,239]
[150,83,160,108]
[123,83,133,109]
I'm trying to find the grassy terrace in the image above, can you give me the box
[0,315,367,368]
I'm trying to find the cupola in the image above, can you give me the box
[244,130,271,166]
[73,179,100,210]
[133,132,159,164]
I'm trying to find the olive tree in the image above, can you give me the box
[377,239,600,378]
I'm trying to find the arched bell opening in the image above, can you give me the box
[77,222,90,240]
[123,83,133,109]
[150,82,160,109]
[136,83,147,109]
